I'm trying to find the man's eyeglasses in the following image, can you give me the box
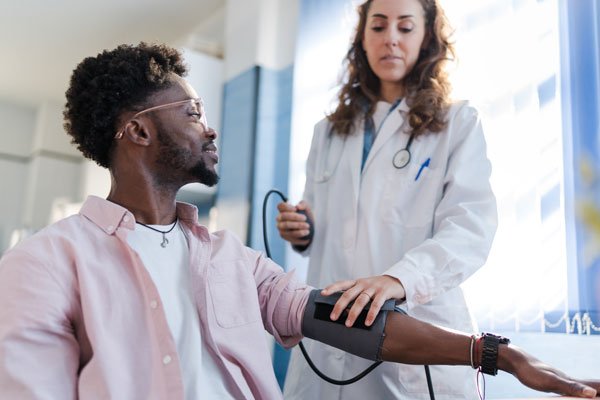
[114,98,206,139]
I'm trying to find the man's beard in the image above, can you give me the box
[155,124,219,188]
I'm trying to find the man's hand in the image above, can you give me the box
[500,345,600,398]
[321,275,406,327]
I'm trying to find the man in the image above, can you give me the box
[0,43,598,400]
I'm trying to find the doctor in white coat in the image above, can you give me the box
[277,0,497,399]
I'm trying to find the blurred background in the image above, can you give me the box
[0,0,598,397]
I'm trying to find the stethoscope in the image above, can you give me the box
[392,132,415,169]
[314,129,345,183]
[315,112,415,182]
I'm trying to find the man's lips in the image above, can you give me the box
[203,143,219,162]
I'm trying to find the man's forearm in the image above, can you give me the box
[379,311,599,398]
[380,312,470,365]
[301,289,599,397]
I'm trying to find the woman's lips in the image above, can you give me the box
[381,55,402,62]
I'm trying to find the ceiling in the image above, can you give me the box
[0,0,225,107]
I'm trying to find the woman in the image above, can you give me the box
[277,0,497,399]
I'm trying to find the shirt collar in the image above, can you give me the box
[79,195,201,235]
[364,97,409,116]
[397,97,410,114]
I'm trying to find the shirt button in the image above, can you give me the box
[162,355,172,365]
[123,216,130,223]
[150,300,158,309]
[106,225,114,232]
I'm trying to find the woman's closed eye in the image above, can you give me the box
[398,22,414,33]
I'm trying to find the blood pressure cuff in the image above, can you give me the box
[301,289,405,361]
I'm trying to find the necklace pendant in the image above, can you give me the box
[135,218,177,248]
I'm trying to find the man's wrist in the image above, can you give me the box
[478,333,511,375]
[496,342,520,374]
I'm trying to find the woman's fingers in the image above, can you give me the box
[329,283,363,322]
[324,275,406,327]
[321,280,356,296]
[275,202,310,243]
[276,201,296,212]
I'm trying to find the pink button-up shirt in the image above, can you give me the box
[0,196,311,399]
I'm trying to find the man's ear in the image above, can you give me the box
[123,119,152,146]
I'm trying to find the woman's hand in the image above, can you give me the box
[322,275,406,328]
[276,201,314,246]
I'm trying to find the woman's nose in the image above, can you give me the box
[384,29,399,48]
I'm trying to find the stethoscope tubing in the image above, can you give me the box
[316,115,414,182]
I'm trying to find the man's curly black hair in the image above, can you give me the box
[63,42,188,168]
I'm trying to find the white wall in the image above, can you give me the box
[0,100,36,253]
[0,100,36,157]
[0,99,84,252]
[0,158,28,253]
[224,0,298,81]
[0,100,38,252]
[23,101,83,228]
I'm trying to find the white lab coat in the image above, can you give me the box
[283,99,497,400]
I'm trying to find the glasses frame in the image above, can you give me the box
[114,98,205,139]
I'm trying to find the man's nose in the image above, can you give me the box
[205,127,217,140]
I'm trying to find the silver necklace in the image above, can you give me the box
[136,218,178,248]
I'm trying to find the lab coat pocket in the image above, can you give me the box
[208,259,261,328]
[382,162,442,228]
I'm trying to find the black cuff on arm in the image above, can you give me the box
[301,289,398,361]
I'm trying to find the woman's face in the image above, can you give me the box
[362,0,427,100]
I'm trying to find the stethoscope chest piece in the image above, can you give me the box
[392,131,415,169]
[392,148,411,169]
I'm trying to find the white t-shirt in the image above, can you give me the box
[127,221,233,399]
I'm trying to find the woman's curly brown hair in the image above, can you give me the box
[63,42,188,168]
[328,0,455,136]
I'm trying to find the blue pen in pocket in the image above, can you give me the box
[414,157,431,181]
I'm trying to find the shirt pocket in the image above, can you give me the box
[380,161,442,228]
[208,259,261,328]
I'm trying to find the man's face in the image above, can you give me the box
[148,77,219,188]
[155,117,219,187]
